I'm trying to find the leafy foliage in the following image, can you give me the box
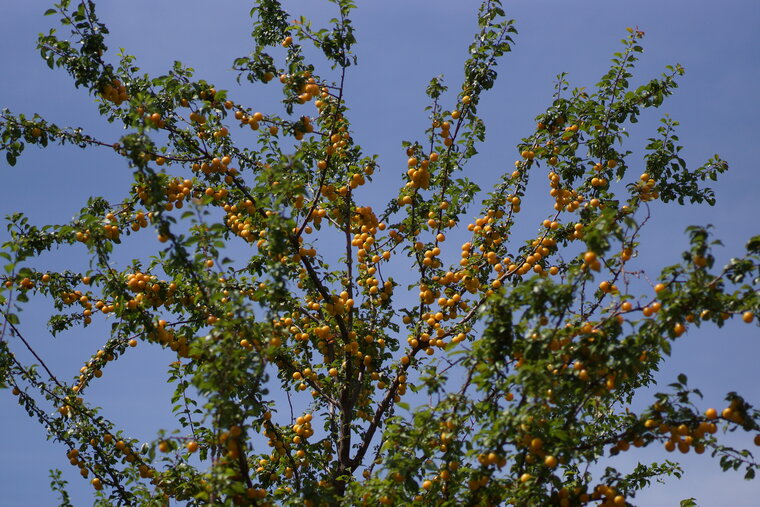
[1,2,758,506]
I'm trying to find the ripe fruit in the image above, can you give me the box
[186,440,199,453]
[743,311,755,323]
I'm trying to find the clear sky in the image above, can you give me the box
[1,0,759,505]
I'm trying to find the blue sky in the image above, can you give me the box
[1,0,759,505]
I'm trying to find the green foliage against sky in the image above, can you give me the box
[1,1,758,505]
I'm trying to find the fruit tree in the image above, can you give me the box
[1,0,759,505]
